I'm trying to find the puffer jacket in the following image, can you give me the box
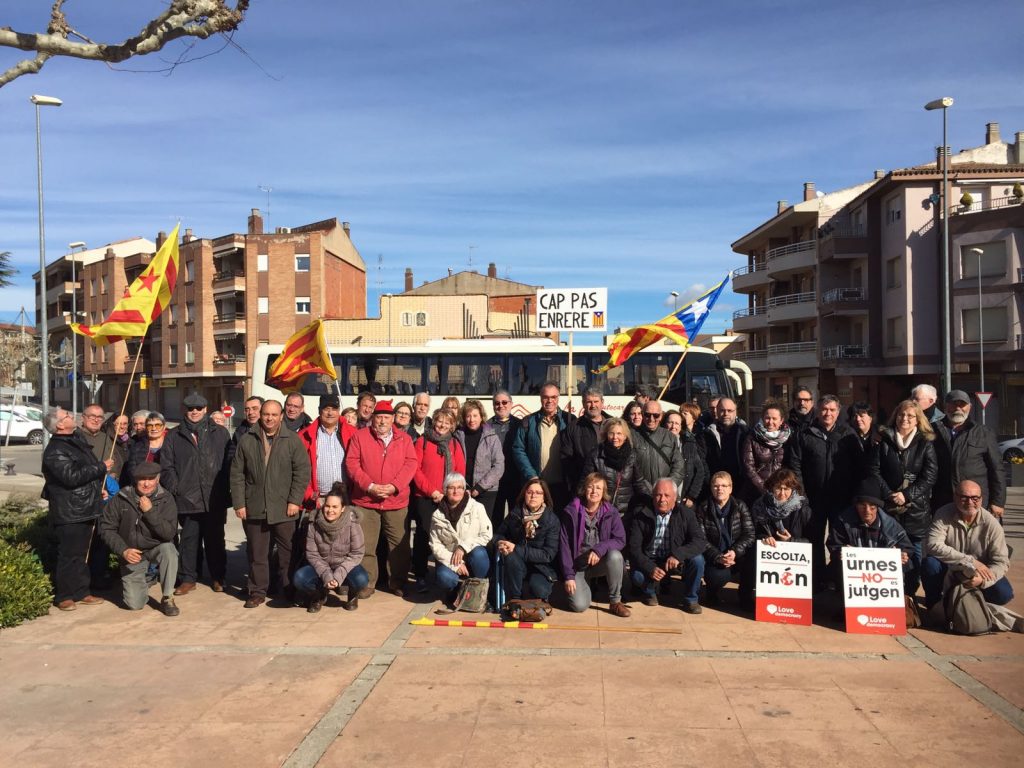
[694,496,756,562]
[160,419,232,515]
[305,506,365,587]
[98,485,178,556]
[429,496,494,564]
[679,431,705,504]
[455,423,505,493]
[493,504,560,581]
[582,443,641,512]
[932,419,1005,510]
[741,432,786,500]
[786,420,858,518]
[42,432,108,525]
[871,426,938,538]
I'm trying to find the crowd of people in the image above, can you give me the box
[40,381,1013,628]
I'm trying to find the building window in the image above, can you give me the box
[295,255,310,272]
[257,254,268,272]
[885,196,902,225]
[184,261,195,284]
[296,297,311,314]
[886,316,904,350]
[962,307,1008,343]
[168,304,178,325]
[416,312,428,327]
[185,342,195,365]
[258,297,269,314]
[960,242,1007,279]
[90,346,96,364]
[100,274,109,294]
[401,312,413,327]
[185,301,195,324]
[89,278,96,297]
[169,344,178,366]
[100,347,107,364]
[886,256,901,289]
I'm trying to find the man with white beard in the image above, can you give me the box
[932,390,1004,517]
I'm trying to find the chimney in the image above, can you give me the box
[248,208,263,235]
[488,262,497,279]
[985,122,1000,145]
[874,169,885,179]
[156,231,166,249]
[803,182,816,202]
[105,247,115,259]
[1016,132,1024,164]
[184,228,193,242]
[777,200,788,215]
[342,221,351,236]
[936,145,950,172]
[404,267,413,292]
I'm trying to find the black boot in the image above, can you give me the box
[307,588,326,613]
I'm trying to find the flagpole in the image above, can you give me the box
[567,331,574,410]
[108,329,147,463]
[657,345,691,402]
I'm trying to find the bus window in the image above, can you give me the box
[509,353,588,395]
[688,373,722,411]
[442,356,504,396]
[588,356,625,395]
[425,356,441,395]
[628,354,674,397]
[264,354,335,396]
[345,356,423,396]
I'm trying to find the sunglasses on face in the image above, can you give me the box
[187,406,204,412]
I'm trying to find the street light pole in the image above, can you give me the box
[68,241,86,417]
[670,291,679,312]
[971,247,985,424]
[925,97,954,395]
[31,94,62,439]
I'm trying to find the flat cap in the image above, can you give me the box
[944,389,970,404]
[132,461,162,480]
[183,393,208,409]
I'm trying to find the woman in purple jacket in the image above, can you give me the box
[559,472,630,617]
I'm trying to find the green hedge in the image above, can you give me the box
[0,495,57,574]
[0,539,53,628]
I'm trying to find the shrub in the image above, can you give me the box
[0,495,57,574]
[0,539,53,628]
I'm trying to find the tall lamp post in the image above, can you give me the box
[68,241,87,416]
[925,96,954,395]
[31,94,62,437]
[971,247,986,424]
[670,291,679,312]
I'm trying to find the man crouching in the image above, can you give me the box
[98,462,181,616]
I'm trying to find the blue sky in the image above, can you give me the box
[2,0,1023,341]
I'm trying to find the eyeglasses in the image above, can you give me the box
[494,400,511,405]
[146,424,164,430]
[643,413,662,420]
[957,495,982,503]
[540,395,558,401]
[525,489,545,496]
[447,485,466,491]
[84,413,104,420]
[796,397,813,402]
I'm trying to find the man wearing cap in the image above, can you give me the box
[160,393,232,595]
[283,393,313,433]
[231,399,311,608]
[299,394,356,510]
[344,399,418,596]
[827,477,914,592]
[98,462,181,616]
[932,390,1004,516]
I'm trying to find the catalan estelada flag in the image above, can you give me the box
[265,318,337,394]
[594,275,730,373]
[71,223,180,346]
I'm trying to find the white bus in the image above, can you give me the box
[249,338,751,420]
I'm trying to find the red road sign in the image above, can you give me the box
[976,392,993,409]
[222,405,235,418]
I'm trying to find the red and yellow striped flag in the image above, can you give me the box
[265,318,337,394]
[71,223,180,346]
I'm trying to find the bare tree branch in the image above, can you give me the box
[0,0,250,88]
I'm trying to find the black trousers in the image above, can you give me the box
[54,520,95,603]
[178,508,227,584]
[410,496,435,579]
[243,518,298,598]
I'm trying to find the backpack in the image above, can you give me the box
[452,577,490,613]
[942,581,995,635]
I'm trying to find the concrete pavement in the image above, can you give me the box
[1,481,1023,767]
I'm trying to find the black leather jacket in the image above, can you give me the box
[871,427,939,538]
[42,432,108,525]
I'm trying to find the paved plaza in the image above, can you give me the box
[1,472,1022,768]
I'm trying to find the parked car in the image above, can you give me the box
[1000,436,1024,462]
[0,409,45,445]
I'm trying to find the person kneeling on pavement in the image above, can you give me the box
[628,477,707,614]
[493,478,560,601]
[430,472,493,603]
[98,462,181,616]
[293,485,368,613]
[695,471,755,609]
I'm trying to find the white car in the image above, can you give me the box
[0,409,45,445]
[1000,436,1024,462]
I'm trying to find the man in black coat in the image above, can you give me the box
[932,390,1005,516]
[787,387,815,434]
[41,407,113,611]
[488,389,522,522]
[560,388,610,498]
[697,397,749,501]
[628,478,707,614]
[160,393,232,595]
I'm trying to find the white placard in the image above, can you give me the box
[535,288,608,332]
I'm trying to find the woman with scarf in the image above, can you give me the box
[293,485,368,612]
[430,472,493,601]
[871,400,938,595]
[493,478,559,600]
[454,399,505,524]
[412,408,467,592]
[582,418,639,514]
[752,468,813,546]
[741,401,791,505]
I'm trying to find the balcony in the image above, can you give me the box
[731,305,767,332]
[767,291,817,324]
[45,280,78,304]
[822,344,870,362]
[950,194,1024,216]
[820,287,868,315]
[766,240,817,277]
[213,313,246,337]
[732,262,770,292]
[817,221,869,262]
[212,269,246,295]
[213,353,247,374]
[768,341,817,369]
[732,348,768,372]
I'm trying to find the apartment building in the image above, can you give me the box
[731,122,1024,432]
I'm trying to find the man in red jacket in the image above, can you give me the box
[344,400,418,597]
[300,394,356,511]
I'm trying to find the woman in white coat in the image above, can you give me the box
[430,472,493,595]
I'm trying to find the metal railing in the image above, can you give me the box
[213,269,245,281]
[818,220,866,239]
[822,344,869,360]
[821,287,866,303]
[733,349,767,360]
[766,240,816,261]
[951,195,1024,216]
[213,354,245,365]
[767,291,816,308]
[213,314,241,323]
[733,262,768,277]
[768,341,817,355]
[732,306,767,320]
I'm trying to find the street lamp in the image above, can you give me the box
[670,291,679,312]
[31,94,62,439]
[68,241,87,417]
[970,246,986,424]
[925,96,954,395]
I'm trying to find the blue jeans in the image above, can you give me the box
[904,538,923,596]
[293,564,370,595]
[630,554,705,606]
[435,546,490,591]
[921,556,1014,608]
